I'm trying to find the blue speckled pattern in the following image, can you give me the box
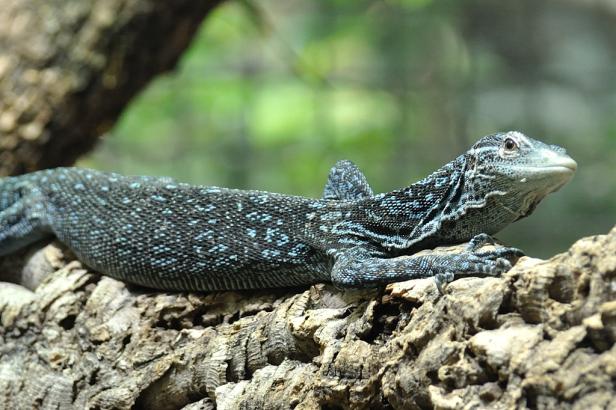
[0,131,576,291]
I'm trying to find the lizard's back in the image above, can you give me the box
[1,168,331,290]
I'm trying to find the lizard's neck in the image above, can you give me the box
[349,155,470,250]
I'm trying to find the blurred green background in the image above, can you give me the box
[81,0,615,258]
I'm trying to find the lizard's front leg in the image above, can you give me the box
[331,241,522,293]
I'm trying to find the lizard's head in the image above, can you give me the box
[466,131,577,220]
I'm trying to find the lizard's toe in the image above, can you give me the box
[469,257,511,277]
[466,233,496,252]
[495,257,512,272]
[434,271,455,294]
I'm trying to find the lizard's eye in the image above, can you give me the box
[503,137,518,151]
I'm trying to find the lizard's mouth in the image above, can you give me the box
[518,151,577,181]
[503,150,577,197]
[536,159,577,174]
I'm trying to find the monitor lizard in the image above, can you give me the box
[0,131,577,292]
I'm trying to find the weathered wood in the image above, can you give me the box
[0,0,223,175]
[1,226,615,409]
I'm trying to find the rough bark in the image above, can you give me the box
[1,226,615,409]
[0,0,223,176]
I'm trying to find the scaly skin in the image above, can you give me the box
[0,131,576,291]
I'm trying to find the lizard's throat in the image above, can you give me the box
[491,188,548,222]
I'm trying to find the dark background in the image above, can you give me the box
[82,0,615,257]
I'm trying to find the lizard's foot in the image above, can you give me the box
[466,233,525,260]
[433,251,515,294]
[452,250,516,276]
